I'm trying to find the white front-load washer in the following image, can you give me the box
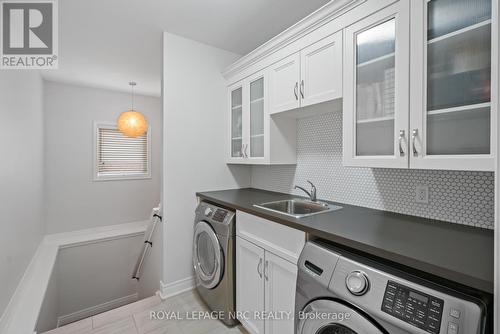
[295,241,489,334]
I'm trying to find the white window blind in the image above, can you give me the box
[95,124,150,180]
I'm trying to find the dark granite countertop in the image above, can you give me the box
[197,188,494,294]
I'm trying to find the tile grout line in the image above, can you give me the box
[132,313,140,334]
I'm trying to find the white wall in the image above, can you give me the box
[43,81,162,233]
[56,235,144,318]
[0,72,45,316]
[35,232,152,332]
[162,33,251,287]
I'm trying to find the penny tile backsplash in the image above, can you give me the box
[251,111,494,229]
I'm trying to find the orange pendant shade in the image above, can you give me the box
[117,110,148,137]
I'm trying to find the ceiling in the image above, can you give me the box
[41,0,331,97]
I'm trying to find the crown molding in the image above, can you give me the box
[222,0,365,80]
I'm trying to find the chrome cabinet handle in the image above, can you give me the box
[412,129,419,157]
[294,82,298,100]
[300,80,304,99]
[257,258,263,278]
[264,260,269,281]
[398,130,405,156]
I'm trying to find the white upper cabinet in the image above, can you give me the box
[228,72,267,164]
[300,32,343,107]
[343,0,410,168]
[343,0,495,171]
[269,53,301,114]
[269,31,344,115]
[227,71,296,165]
[225,0,496,170]
[409,0,495,171]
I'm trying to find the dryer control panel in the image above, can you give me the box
[197,202,235,225]
[382,281,443,334]
[212,209,228,222]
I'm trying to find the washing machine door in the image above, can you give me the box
[193,221,224,289]
[297,299,386,334]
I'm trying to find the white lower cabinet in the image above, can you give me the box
[263,252,297,334]
[236,237,265,334]
[236,211,305,334]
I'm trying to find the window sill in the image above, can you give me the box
[93,174,152,182]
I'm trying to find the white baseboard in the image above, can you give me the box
[158,277,195,300]
[57,293,139,327]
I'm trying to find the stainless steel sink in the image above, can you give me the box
[254,199,342,218]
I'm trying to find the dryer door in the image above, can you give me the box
[193,221,224,289]
[297,299,386,334]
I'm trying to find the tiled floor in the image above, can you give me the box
[43,290,248,334]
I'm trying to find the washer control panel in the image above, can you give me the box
[381,280,443,334]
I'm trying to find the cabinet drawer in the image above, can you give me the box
[236,211,305,264]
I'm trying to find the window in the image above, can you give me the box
[94,123,151,181]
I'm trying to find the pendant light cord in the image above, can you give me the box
[132,84,135,111]
[129,81,137,111]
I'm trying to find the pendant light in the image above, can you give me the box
[117,82,148,137]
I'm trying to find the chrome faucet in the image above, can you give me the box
[294,180,317,202]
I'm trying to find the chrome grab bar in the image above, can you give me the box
[132,207,162,281]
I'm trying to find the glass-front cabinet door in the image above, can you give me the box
[343,1,410,168]
[227,71,268,163]
[249,76,265,159]
[230,85,244,159]
[410,0,495,170]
